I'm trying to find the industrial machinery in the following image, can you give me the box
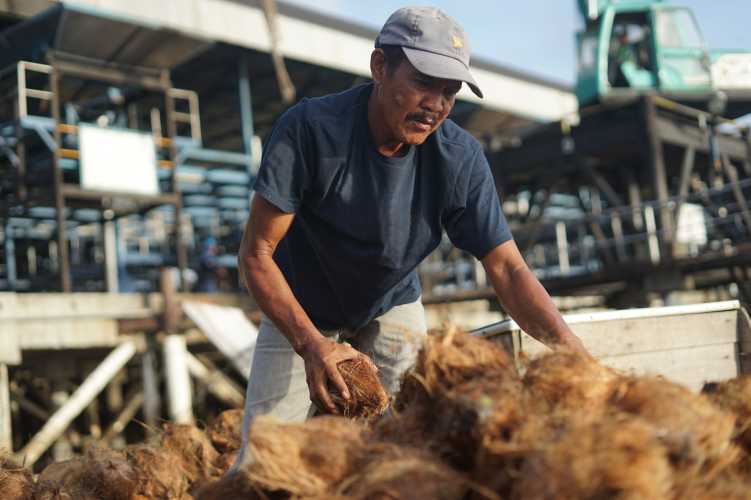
[575,0,751,116]
[477,1,751,306]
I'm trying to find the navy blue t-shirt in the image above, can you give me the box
[253,84,511,330]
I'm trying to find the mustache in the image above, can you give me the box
[406,112,439,123]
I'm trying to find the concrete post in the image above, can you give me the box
[0,364,11,451]
[163,335,194,424]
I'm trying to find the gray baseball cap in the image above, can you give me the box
[375,6,483,98]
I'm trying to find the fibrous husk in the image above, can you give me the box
[214,450,239,475]
[161,423,222,484]
[0,455,33,500]
[674,469,751,500]
[207,409,244,453]
[702,376,751,451]
[239,414,367,497]
[610,376,736,469]
[339,444,471,500]
[34,448,137,500]
[193,470,266,500]
[325,358,389,419]
[127,444,189,499]
[522,350,620,414]
[396,326,517,409]
[432,375,527,468]
[511,412,674,500]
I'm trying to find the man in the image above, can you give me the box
[235,6,587,464]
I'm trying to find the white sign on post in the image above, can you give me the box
[79,125,159,195]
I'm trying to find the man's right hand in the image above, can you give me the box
[298,336,378,414]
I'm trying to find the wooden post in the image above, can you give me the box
[160,267,181,334]
[141,337,161,433]
[185,352,244,408]
[103,391,144,444]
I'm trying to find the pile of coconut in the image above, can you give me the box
[3,326,751,499]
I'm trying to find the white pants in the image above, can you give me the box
[233,299,427,468]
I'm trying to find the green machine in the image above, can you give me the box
[575,0,751,117]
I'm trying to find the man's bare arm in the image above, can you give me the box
[238,196,376,411]
[481,239,588,353]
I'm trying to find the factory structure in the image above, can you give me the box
[0,0,749,472]
[0,0,576,297]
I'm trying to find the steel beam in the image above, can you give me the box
[51,56,167,92]
[643,96,674,253]
[239,56,256,177]
[50,66,72,292]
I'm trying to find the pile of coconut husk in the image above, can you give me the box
[197,326,751,500]
[4,326,751,500]
[0,455,33,500]
[1,407,245,500]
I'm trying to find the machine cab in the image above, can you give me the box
[576,1,712,106]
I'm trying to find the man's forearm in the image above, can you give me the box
[240,253,323,354]
[489,264,584,351]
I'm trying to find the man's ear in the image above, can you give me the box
[370,48,386,85]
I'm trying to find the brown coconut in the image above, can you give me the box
[610,376,736,469]
[207,409,244,453]
[702,376,751,451]
[325,357,389,419]
[0,456,33,500]
[127,444,190,499]
[396,326,517,409]
[238,414,367,497]
[340,444,471,500]
[161,422,222,484]
[522,350,620,414]
[511,412,673,500]
[34,449,137,500]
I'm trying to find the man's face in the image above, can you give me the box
[375,56,462,146]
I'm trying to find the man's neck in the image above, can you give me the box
[367,90,407,157]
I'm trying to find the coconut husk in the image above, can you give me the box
[238,414,367,497]
[610,376,736,469]
[207,409,244,453]
[325,358,389,419]
[193,471,267,500]
[34,448,137,500]
[522,350,620,414]
[0,456,33,500]
[702,376,751,451]
[396,326,517,409]
[161,422,222,484]
[127,444,190,499]
[214,450,239,475]
[511,412,673,500]
[471,409,570,498]
[339,444,472,500]
[431,375,528,468]
[674,469,751,500]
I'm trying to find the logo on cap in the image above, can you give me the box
[451,35,463,49]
